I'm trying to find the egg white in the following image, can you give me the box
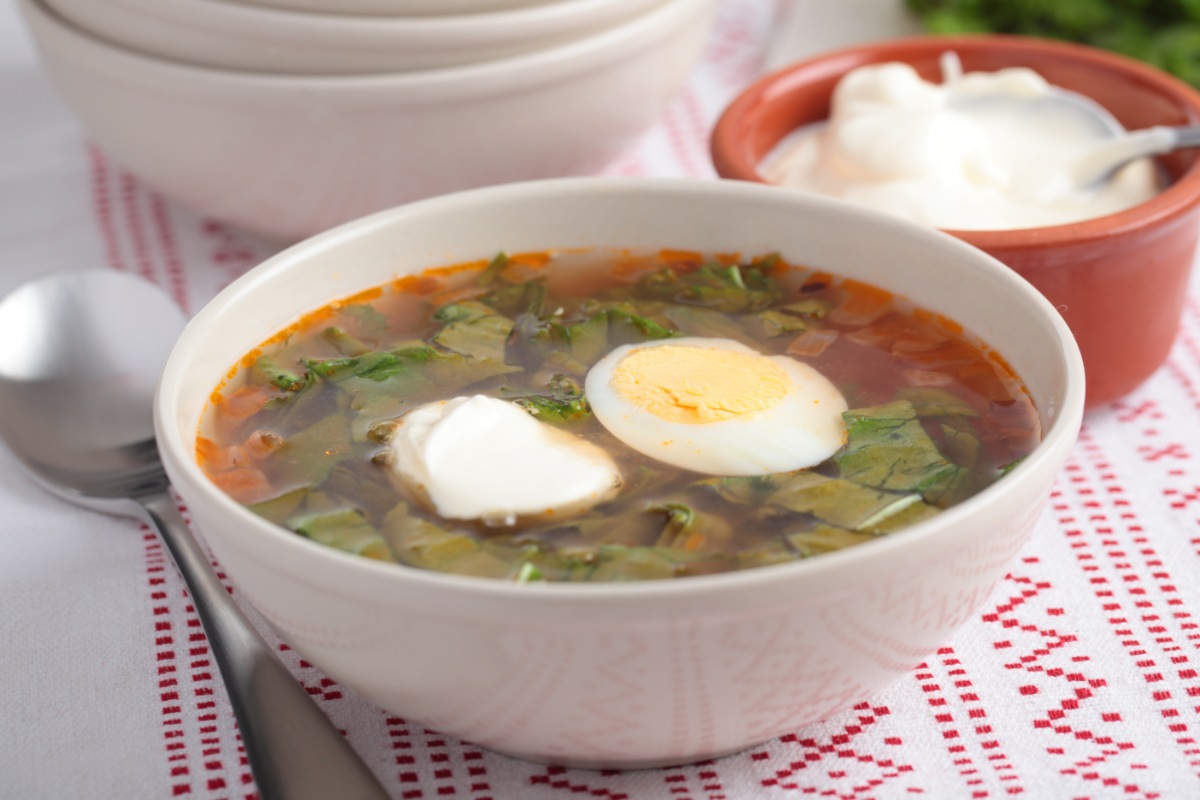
[585,337,848,476]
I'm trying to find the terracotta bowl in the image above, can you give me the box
[711,34,1200,409]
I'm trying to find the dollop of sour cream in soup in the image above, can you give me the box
[762,53,1160,230]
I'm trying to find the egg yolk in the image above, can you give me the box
[609,344,791,424]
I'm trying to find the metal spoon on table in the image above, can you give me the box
[949,79,1200,188]
[0,269,390,800]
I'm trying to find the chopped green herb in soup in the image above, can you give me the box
[199,249,1039,582]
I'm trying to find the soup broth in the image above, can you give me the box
[199,249,1039,582]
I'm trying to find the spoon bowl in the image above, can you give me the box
[1072,122,1200,188]
[0,270,181,511]
[939,51,1200,191]
[0,269,390,800]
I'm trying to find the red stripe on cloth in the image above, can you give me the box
[1081,430,1200,769]
[1165,316,1200,410]
[382,719,494,800]
[159,499,256,799]
[118,170,159,285]
[937,646,1023,792]
[145,530,194,795]
[1049,430,1200,785]
[201,219,265,293]
[149,192,192,315]
[528,765,629,799]
[277,641,349,705]
[911,659,991,796]
[660,88,711,178]
[85,145,127,272]
[751,702,918,796]
[181,603,236,796]
[1113,399,1164,426]
[660,760,727,800]
[704,0,783,90]
[980,550,1147,796]
[461,750,492,799]
[384,716,416,793]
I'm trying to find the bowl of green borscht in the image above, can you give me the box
[155,177,1085,768]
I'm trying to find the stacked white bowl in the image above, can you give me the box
[18,0,716,240]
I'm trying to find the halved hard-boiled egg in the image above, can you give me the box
[585,337,847,475]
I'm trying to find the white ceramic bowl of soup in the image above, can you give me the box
[17,0,712,242]
[154,177,1085,768]
[43,0,664,74]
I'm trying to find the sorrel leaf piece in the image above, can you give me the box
[382,502,482,569]
[250,355,306,392]
[480,276,547,319]
[663,305,759,346]
[696,472,798,506]
[836,400,968,503]
[563,313,609,367]
[512,374,590,424]
[786,524,879,557]
[940,424,981,469]
[309,344,519,419]
[432,302,514,362]
[515,544,738,582]
[766,471,937,533]
[381,502,537,579]
[635,262,782,313]
[584,545,724,581]
[248,486,308,525]
[271,412,353,486]
[292,508,395,563]
[307,345,443,382]
[507,303,677,374]
[342,303,389,337]
[605,306,677,344]
[649,501,734,552]
[755,309,811,335]
[321,326,372,357]
[896,386,980,418]
[508,310,570,367]
[477,251,511,288]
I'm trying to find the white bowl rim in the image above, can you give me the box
[91,0,653,31]
[155,176,1086,604]
[24,0,707,91]
[228,0,558,15]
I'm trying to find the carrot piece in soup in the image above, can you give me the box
[210,467,272,504]
[243,430,285,460]
[958,361,1015,404]
[195,436,222,472]
[219,385,275,421]
[829,280,892,325]
[202,444,253,473]
[787,329,839,357]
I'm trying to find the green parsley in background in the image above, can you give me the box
[905,0,1200,88]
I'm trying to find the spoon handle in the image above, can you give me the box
[140,492,391,800]
[1174,125,1200,149]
